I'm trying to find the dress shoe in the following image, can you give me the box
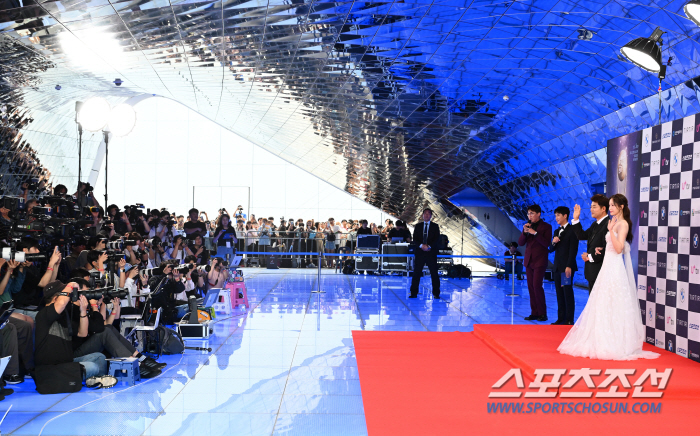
[433,293,440,299]
[551,320,564,325]
[537,315,548,322]
[565,321,574,325]
[524,314,538,320]
[3,374,23,384]
[408,294,418,298]
[0,388,13,396]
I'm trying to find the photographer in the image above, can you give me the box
[67,279,164,378]
[183,255,206,296]
[148,262,189,323]
[183,208,207,239]
[0,259,35,383]
[207,258,228,289]
[148,210,176,246]
[235,219,246,254]
[59,237,87,282]
[76,236,107,270]
[212,214,237,262]
[53,184,68,197]
[164,235,187,264]
[13,239,61,319]
[123,232,145,266]
[146,236,165,268]
[75,182,100,208]
[176,215,185,232]
[186,235,209,265]
[122,264,149,309]
[35,281,109,386]
[106,205,131,236]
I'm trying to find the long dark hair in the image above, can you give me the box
[610,193,633,242]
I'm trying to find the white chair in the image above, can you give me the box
[125,308,161,353]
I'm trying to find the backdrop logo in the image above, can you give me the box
[684,154,693,161]
[648,285,654,294]
[694,233,699,248]
[662,158,669,167]
[648,308,654,321]
[661,206,666,220]
[641,210,648,218]
[674,153,679,165]
[680,288,686,303]
[645,133,650,145]
[668,340,674,352]
[669,236,676,245]
[667,316,674,326]
[642,232,646,242]
[663,132,672,139]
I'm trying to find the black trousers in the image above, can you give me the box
[553,271,575,323]
[8,317,34,374]
[0,322,18,376]
[410,253,440,296]
[585,263,602,294]
[74,325,136,359]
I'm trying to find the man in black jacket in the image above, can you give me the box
[409,209,441,299]
[570,195,609,293]
[548,206,578,325]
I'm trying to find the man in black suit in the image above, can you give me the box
[409,208,441,299]
[570,194,609,293]
[548,206,578,325]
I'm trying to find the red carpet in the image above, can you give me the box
[353,326,700,436]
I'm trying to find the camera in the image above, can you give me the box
[0,247,45,262]
[89,271,106,289]
[196,265,211,273]
[173,264,193,274]
[60,286,128,303]
[103,250,125,263]
[142,267,163,278]
[1,197,24,215]
[105,240,124,250]
[145,238,161,248]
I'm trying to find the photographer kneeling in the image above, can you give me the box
[68,279,165,378]
[35,281,112,390]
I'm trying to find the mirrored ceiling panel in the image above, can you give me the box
[3,0,700,256]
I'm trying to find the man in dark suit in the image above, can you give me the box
[517,204,552,321]
[409,208,441,299]
[548,206,578,325]
[570,194,609,293]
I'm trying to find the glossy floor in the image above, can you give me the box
[1,269,591,435]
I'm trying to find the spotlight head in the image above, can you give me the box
[107,103,136,137]
[77,97,111,131]
[685,1,700,27]
[503,95,509,101]
[55,85,61,91]
[620,30,663,73]
[114,78,123,87]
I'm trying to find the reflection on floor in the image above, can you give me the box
[1,269,591,435]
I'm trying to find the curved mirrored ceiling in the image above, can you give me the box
[3,0,700,256]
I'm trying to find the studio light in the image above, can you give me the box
[108,104,136,136]
[620,27,664,73]
[77,97,111,131]
[685,0,700,27]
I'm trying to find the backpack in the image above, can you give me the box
[447,264,471,279]
[34,362,83,394]
[146,326,185,355]
[342,258,355,275]
[327,231,336,242]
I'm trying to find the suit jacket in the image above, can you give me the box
[517,220,552,269]
[571,217,609,275]
[412,221,440,256]
[548,224,579,273]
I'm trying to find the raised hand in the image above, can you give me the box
[607,215,617,232]
[573,204,581,221]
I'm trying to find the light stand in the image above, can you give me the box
[103,130,110,206]
[75,101,83,209]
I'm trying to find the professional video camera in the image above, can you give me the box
[103,250,126,263]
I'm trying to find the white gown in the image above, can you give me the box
[558,231,659,360]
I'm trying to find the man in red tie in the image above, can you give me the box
[517,204,552,321]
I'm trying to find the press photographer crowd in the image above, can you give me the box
[0,181,420,396]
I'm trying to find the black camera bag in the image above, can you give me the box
[34,362,83,394]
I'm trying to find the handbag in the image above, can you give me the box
[34,362,83,394]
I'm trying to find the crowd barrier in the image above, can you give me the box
[222,249,522,297]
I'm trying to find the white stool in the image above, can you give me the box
[213,288,232,314]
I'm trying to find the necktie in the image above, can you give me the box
[424,222,429,245]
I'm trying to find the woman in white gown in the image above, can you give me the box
[558,194,659,361]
